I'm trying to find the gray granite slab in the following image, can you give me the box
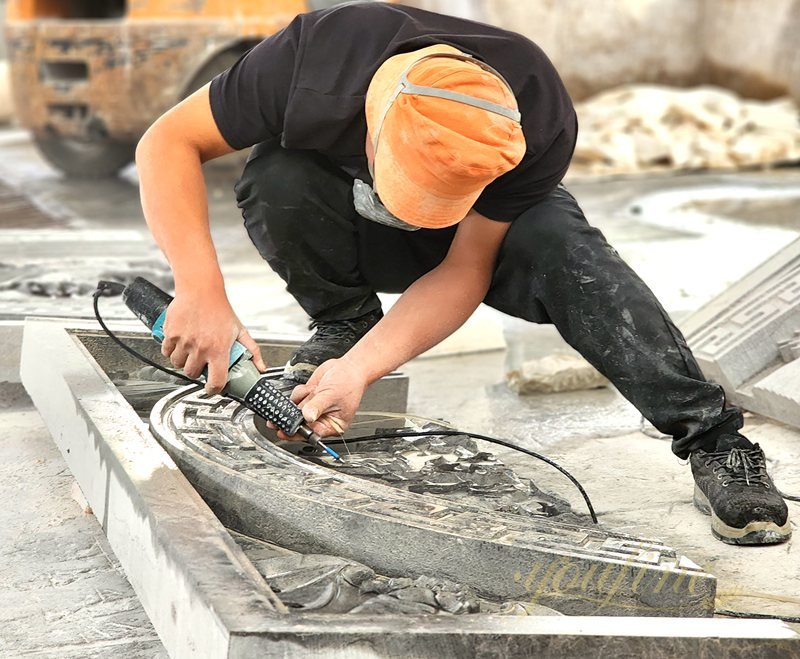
[151,385,717,617]
[684,237,800,428]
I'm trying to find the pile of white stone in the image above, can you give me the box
[571,85,800,176]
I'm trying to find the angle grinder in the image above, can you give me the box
[117,276,340,460]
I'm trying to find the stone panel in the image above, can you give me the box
[151,386,717,617]
[751,359,800,428]
[684,237,800,427]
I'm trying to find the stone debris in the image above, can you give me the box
[571,85,800,177]
[112,366,187,418]
[507,353,608,394]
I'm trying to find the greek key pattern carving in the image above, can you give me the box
[689,257,800,357]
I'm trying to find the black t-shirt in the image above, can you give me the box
[209,2,577,221]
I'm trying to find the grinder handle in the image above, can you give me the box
[244,378,305,436]
[123,276,248,371]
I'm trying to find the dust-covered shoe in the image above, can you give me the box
[283,309,383,384]
[690,443,791,545]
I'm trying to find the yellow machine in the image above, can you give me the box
[4,1,342,177]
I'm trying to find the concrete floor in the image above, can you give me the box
[0,386,167,658]
[1,128,800,654]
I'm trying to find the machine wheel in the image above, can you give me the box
[33,134,136,179]
[182,49,247,99]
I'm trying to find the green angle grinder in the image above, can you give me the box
[117,276,341,460]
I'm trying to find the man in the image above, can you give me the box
[136,3,790,545]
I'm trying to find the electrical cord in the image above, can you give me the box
[714,609,800,624]
[93,282,202,387]
[325,429,598,524]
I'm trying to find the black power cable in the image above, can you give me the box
[715,608,800,624]
[93,282,202,387]
[325,429,598,523]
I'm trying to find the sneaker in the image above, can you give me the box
[283,309,383,384]
[690,443,791,545]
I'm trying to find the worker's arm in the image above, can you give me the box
[136,84,266,392]
[290,211,510,436]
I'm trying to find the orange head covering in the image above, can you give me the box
[365,44,526,229]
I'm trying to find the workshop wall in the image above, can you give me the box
[408,0,800,104]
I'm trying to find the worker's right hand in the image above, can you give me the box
[288,358,368,438]
[160,290,267,395]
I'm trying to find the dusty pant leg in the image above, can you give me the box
[484,186,744,458]
[235,145,382,322]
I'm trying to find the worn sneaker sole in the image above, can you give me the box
[693,485,792,545]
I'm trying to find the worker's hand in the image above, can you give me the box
[160,290,267,395]
[287,358,368,438]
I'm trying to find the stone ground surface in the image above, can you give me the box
[0,388,167,658]
[1,127,800,654]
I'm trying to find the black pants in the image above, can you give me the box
[235,144,743,458]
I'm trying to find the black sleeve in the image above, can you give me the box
[208,17,302,150]
[473,111,578,222]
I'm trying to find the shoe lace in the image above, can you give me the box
[308,318,369,341]
[704,446,771,487]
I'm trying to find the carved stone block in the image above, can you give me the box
[684,237,800,427]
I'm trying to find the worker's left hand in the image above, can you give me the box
[285,358,368,439]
